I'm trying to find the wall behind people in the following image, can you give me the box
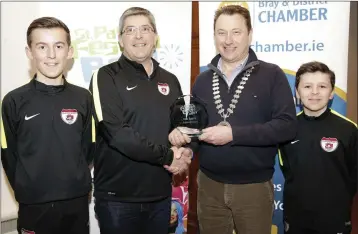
[198,2,351,234]
[1,3,41,223]
[1,2,193,234]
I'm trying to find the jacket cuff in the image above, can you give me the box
[162,148,174,166]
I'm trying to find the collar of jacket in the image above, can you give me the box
[207,48,260,79]
[31,74,67,94]
[118,54,160,80]
[302,107,331,121]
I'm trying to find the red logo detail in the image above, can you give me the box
[66,114,74,121]
[21,229,35,234]
[320,137,338,152]
[157,82,170,95]
[60,109,78,125]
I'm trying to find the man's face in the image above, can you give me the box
[296,71,334,116]
[119,15,157,64]
[214,13,252,64]
[26,28,73,80]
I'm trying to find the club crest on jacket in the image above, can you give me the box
[320,137,338,152]
[158,82,170,95]
[61,109,78,125]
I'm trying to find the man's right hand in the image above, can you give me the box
[164,146,192,175]
[169,128,191,147]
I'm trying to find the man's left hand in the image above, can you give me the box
[199,125,233,145]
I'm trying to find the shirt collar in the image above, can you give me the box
[31,74,67,94]
[217,54,249,73]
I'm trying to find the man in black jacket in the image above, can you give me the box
[1,17,94,234]
[89,7,192,234]
[279,61,357,234]
[169,5,297,234]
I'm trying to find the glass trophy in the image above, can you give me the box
[170,95,208,138]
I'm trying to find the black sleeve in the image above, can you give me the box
[348,127,358,194]
[89,68,173,166]
[1,94,18,189]
[277,144,288,178]
[82,91,96,165]
[231,66,297,146]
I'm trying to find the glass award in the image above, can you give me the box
[170,95,208,138]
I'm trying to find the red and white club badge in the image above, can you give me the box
[61,109,78,125]
[320,137,339,152]
[158,82,170,95]
[21,229,35,234]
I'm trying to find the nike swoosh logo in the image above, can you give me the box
[126,85,137,91]
[25,113,40,120]
[291,140,300,144]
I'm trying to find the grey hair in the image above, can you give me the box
[119,7,158,35]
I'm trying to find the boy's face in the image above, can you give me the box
[296,71,334,116]
[26,27,73,80]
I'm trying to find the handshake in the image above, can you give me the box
[163,128,193,175]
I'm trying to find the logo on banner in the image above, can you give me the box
[72,26,183,87]
[320,137,339,152]
[61,109,78,125]
[158,44,184,70]
[71,26,120,86]
[158,83,170,95]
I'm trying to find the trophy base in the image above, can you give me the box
[187,133,202,138]
[177,127,202,138]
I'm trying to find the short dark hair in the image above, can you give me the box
[214,5,252,32]
[119,7,157,35]
[295,61,335,89]
[27,17,71,47]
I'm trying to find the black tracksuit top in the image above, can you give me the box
[1,78,94,204]
[89,55,183,202]
[279,108,357,228]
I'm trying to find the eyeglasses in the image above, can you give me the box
[122,25,154,35]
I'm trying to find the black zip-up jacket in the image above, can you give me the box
[1,77,95,204]
[192,48,297,184]
[89,55,182,202]
[279,108,357,229]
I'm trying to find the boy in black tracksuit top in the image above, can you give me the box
[1,17,94,234]
[279,61,357,234]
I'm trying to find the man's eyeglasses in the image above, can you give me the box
[122,25,154,35]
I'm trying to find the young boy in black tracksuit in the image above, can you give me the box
[1,17,94,234]
[279,61,357,234]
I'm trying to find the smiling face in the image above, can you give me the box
[26,27,73,80]
[214,13,252,64]
[119,15,157,64]
[296,71,334,117]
